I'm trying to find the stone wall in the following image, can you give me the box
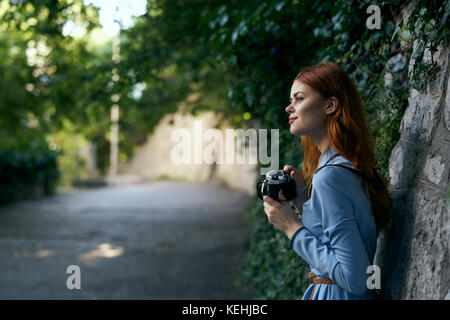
[118,111,259,195]
[374,22,450,298]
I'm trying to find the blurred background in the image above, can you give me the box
[0,0,448,299]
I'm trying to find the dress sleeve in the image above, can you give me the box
[289,166,370,296]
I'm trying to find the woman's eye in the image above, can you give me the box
[290,97,303,104]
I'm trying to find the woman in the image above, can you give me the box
[262,62,392,300]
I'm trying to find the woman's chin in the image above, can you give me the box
[289,125,303,136]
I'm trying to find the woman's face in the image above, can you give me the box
[285,80,330,137]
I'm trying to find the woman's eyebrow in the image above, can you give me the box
[290,91,304,101]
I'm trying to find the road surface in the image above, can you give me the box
[0,181,253,299]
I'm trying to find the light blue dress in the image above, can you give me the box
[290,146,377,300]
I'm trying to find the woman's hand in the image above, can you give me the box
[283,164,308,213]
[263,191,303,240]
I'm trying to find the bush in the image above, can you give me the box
[0,139,60,205]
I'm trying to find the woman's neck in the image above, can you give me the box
[309,129,330,154]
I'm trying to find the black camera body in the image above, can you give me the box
[257,170,296,202]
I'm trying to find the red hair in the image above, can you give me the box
[295,62,392,233]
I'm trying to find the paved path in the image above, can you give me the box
[0,181,253,299]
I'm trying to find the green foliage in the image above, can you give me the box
[406,0,450,91]
[0,138,60,204]
[1,1,117,190]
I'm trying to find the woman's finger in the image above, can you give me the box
[290,169,306,189]
[283,165,303,182]
[262,196,269,208]
[289,168,300,181]
[263,195,278,208]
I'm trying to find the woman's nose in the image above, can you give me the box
[285,104,294,113]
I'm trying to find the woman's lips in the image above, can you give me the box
[289,117,297,125]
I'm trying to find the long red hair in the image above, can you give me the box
[295,62,392,233]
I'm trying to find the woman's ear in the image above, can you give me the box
[325,96,338,115]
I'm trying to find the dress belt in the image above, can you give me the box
[308,272,334,300]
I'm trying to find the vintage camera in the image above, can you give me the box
[256,169,296,202]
